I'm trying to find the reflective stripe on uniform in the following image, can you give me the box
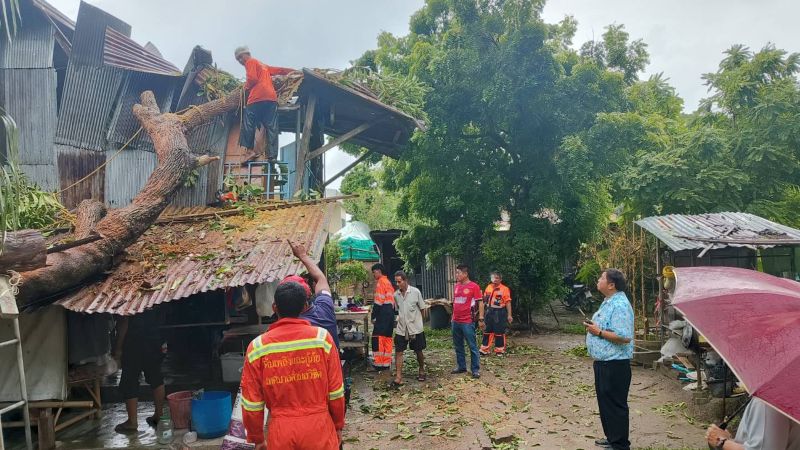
[328,385,344,400]
[241,395,265,412]
[247,327,331,363]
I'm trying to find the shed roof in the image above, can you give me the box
[55,200,335,315]
[103,26,181,76]
[635,212,800,252]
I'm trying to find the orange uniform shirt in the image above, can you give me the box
[240,318,344,448]
[244,58,294,105]
[483,283,512,308]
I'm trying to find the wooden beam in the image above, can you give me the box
[305,121,375,162]
[322,150,374,188]
[294,95,317,194]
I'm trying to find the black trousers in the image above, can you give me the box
[240,100,279,158]
[593,359,631,450]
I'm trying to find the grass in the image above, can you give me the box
[562,323,588,335]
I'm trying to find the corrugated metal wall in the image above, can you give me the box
[19,164,59,191]
[55,65,125,151]
[0,2,54,69]
[1,70,58,165]
[419,255,456,300]
[107,71,179,151]
[104,148,156,208]
[56,144,106,208]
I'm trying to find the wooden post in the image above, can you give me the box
[37,409,55,450]
[294,95,317,195]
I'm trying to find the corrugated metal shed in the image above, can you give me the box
[56,201,335,315]
[0,69,58,165]
[0,0,54,69]
[635,212,800,252]
[103,26,180,76]
[104,149,156,208]
[55,65,124,150]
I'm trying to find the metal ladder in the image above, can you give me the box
[0,275,33,450]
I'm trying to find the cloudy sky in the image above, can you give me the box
[48,0,799,189]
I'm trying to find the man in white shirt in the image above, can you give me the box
[392,270,429,386]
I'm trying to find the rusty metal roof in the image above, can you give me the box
[103,26,180,76]
[56,201,335,315]
[635,212,800,252]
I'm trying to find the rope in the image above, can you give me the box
[0,270,21,298]
[57,127,144,194]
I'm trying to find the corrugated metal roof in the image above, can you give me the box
[0,68,57,165]
[71,2,130,67]
[56,201,335,315]
[32,0,76,33]
[55,65,125,150]
[103,27,181,76]
[635,212,800,252]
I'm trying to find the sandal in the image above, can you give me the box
[114,422,138,434]
[146,416,158,428]
[391,380,404,388]
[417,374,427,382]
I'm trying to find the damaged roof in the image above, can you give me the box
[635,212,800,252]
[56,200,335,315]
[103,26,181,76]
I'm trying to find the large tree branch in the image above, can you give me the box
[15,89,242,308]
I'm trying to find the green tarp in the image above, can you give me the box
[334,221,379,261]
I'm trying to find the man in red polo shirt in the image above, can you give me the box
[234,46,295,160]
[451,264,482,378]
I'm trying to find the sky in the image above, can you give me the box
[47,0,800,189]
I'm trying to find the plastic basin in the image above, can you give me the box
[191,391,232,439]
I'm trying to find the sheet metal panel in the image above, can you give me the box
[19,163,58,191]
[70,1,130,67]
[104,148,156,208]
[56,201,335,315]
[636,212,800,252]
[107,71,179,151]
[56,144,106,208]
[0,2,54,69]
[103,26,180,76]
[0,68,58,165]
[55,64,124,150]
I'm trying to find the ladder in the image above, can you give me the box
[0,275,32,450]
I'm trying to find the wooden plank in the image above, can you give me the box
[38,409,55,450]
[322,150,374,188]
[293,94,317,195]
[305,122,375,162]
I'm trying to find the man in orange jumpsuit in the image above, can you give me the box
[479,271,513,355]
[370,264,396,372]
[240,266,345,449]
[234,46,294,160]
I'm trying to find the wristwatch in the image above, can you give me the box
[716,438,727,450]
[598,330,603,338]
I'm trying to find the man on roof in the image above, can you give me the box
[234,46,295,161]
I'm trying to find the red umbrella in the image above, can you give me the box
[672,266,800,424]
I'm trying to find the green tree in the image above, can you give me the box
[355,0,650,312]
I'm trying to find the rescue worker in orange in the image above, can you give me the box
[479,271,513,355]
[240,268,345,449]
[234,46,294,160]
[371,264,396,372]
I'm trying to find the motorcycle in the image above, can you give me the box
[561,272,596,312]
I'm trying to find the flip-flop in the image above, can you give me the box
[391,380,404,388]
[145,416,158,428]
[114,422,138,434]
[417,374,426,382]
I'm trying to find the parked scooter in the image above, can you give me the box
[561,271,596,312]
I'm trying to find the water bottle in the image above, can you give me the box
[156,406,173,444]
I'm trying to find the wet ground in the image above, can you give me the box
[4,304,709,449]
[342,306,709,450]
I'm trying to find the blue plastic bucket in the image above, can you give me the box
[191,391,232,439]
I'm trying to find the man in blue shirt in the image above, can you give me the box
[284,240,339,350]
[584,269,634,450]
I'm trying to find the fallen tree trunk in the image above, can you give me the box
[0,230,46,272]
[14,88,242,308]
